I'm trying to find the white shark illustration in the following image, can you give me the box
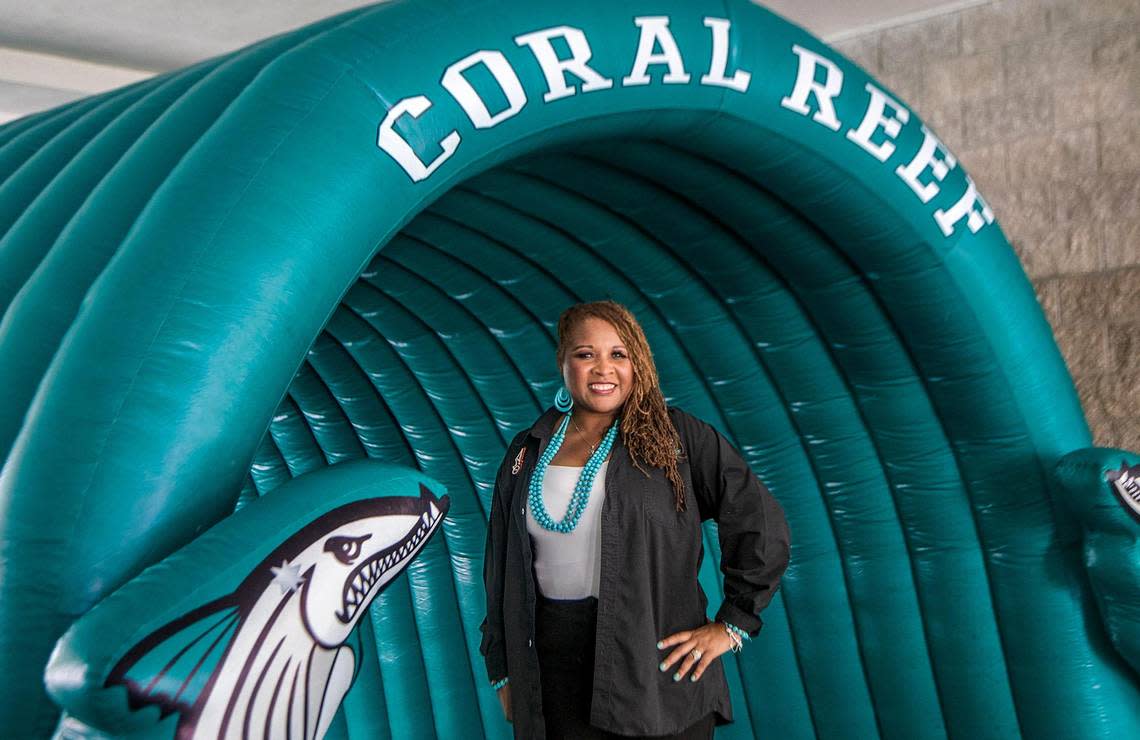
[107,484,449,740]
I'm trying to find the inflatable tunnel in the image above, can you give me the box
[1,0,1138,737]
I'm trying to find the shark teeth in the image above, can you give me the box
[336,505,443,623]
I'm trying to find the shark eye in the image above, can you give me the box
[323,534,372,565]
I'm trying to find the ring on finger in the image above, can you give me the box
[690,648,703,660]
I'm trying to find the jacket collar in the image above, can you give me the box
[528,405,564,442]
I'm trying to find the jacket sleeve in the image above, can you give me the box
[479,434,523,683]
[676,409,791,637]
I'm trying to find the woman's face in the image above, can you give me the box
[561,317,635,418]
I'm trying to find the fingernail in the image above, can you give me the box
[673,672,681,682]
[659,661,667,672]
[690,674,698,682]
[656,641,664,650]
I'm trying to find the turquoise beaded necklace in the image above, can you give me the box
[527,411,620,534]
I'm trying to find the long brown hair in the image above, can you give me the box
[555,301,686,511]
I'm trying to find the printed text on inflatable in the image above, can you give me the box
[375,16,994,238]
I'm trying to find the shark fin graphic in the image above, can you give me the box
[107,599,240,718]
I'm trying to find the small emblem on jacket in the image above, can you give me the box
[1106,460,1140,521]
[512,447,527,475]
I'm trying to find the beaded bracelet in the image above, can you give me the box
[722,622,750,653]
[723,625,742,653]
[491,676,509,691]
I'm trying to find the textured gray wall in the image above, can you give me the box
[832,0,1139,452]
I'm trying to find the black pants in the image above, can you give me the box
[535,595,715,739]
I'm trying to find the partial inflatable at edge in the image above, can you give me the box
[0,0,1136,738]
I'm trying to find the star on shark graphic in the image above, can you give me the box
[106,484,449,740]
[270,560,305,594]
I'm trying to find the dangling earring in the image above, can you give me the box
[554,385,573,412]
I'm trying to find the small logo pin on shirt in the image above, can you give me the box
[512,447,527,475]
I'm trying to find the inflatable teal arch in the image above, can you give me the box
[1,0,1138,737]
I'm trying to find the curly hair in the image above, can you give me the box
[555,300,687,512]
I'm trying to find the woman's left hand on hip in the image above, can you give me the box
[657,622,735,682]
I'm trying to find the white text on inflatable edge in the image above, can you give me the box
[377,17,747,182]
[375,16,994,239]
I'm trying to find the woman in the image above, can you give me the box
[480,300,790,739]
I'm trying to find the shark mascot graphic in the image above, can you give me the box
[105,484,449,740]
[1106,460,1140,522]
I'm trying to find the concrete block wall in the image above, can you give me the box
[831,0,1139,451]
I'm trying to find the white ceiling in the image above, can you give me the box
[0,0,979,123]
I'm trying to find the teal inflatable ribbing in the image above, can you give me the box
[1,0,1138,737]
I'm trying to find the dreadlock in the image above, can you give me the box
[555,300,687,512]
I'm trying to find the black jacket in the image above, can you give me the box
[480,405,791,738]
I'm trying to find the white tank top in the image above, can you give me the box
[526,460,609,599]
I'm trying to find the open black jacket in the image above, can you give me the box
[480,405,791,739]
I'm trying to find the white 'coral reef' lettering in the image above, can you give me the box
[375,15,993,238]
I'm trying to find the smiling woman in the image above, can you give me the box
[480,300,791,739]
[1,0,1139,738]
